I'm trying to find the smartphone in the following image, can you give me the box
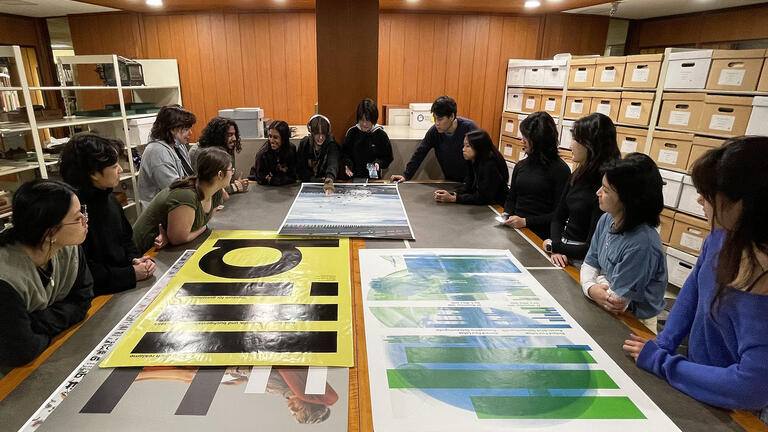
[495,215,507,224]
[366,163,379,179]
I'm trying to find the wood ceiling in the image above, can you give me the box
[77,0,614,14]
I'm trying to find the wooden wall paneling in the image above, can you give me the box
[238,14,258,113]
[455,15,478,118]
[283,14,303,124]
[223,12,245,109]
[268,14,289,122]
[539,14,609,59]
[401,14,421,105]
[429,15,450,104]
[468,15,490,129]
[208,12,232,114]
[251,14,275,121]
[179,14,205,137]
[377,14,391,116]
[480,16,504,141]
[442,14,464,104]
[415,14,435,105]
[194,13,218,125]
[386,15,405,109]
[298,13,317,121]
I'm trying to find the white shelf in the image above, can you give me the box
[0,87,22,91]
[32,85,179,91]
[0,210,11,219]
[614,122,650,129]
[0,160,45,176]
[570,87,657,92]
[122,200,136,210]
[653,126,736,140]
[120,172,138,181]
[39,116,125,129]
[663,88,768,96]
[507,85,565,90]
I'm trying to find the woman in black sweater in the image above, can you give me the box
[342,98,393,179]
[544,113,621,268]
[501,112,571,239]
[434,129,509,205]
[60,133,155,295]
[251,120,297,186]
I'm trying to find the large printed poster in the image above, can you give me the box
[101,231,354,367]
[278,183,415,239]
[359,249,680,432]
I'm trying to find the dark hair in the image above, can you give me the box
[602,153,663,234]
[199,117,241,154]
[0,179,75,248]
[465,129,509,184]
[431,95,457,119]
[150,104,196,145]
[59,132,123,194]
[571,112,620,184]
[691,137,768,312]
[356,98,379,124]
[264,120,292,158]
[519,111,559,165]
[308,115,330,136]
[170,147,232,200]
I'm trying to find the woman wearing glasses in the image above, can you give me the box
[132,147,232,253]
[0,180,94,366]
[60,133,155,295]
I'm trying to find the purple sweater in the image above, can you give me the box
[638,229,768,412]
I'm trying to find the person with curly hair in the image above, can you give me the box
[189,117,249,194]
[250,120,297,186]
[137,105,196,207]
[60,133,155,295]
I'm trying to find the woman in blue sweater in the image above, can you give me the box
[623,136,768,420]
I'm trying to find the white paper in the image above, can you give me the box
[503,146,513,156]
[519,151,527,160]
[570,101,584,114]
[505,122,515,133]
[304,366,328,395]
[574,69,588,83]
[631,68,650,83]
[680,232,704,252]
[625,104,643,120]
[525,98,536,109]
[718,68,746,86]
[621,139,638,153]
[600,68,617,83]
[708,114,736,132]
[668,110,691,126]
[245,366,272,393]
[596,103,612,116]
[544,99,557,112]
[671,262,694,286]
[658,149,679,165]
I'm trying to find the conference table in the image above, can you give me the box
[0,182,757,432]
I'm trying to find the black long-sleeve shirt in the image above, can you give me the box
[403,117,478,182]
[251,142,298,186]
[341,125,393,178]
[549,174,604,260]
[0,246,94,367]
[296,134,340,182]
[80,187,141,295]
[454,158,509,206]
[504,157,571,240]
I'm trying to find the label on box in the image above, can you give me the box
[600,69,617,83]
[631,68,650,83]
[625,104,643,119]
[681,232,704,252]
[571,101,584,114]
[668,110,691,126]
[574,70,588,83]
[519,151,527,160]
[709,114,735,132]
[516,129,523,139]
[525,98,536,109]
[596,103,611,116]
[504,146,513,156]
[658,149,679,165]
[544,99,557,112]
[718,68,746,86]
[621,139,638,153]
[505,122,515,133]
[671,263,693,285]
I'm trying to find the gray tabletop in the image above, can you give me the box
[0,182,744,432]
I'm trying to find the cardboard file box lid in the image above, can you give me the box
[667,246,698,263]
[570,58,597,66]
[621,91,654,101]
[522,89,543,96]
[753,96,768,107]
[590,91,621,100]
[692,136,724,148]
[595,56,627,65]
[703,95,753,106]
[653,130,694,141]
[662,93,706,102]
[668,50,713,61]
[626,54,663,63]
[661,208,676,218]
[711,49,765,59]
[566,91,592,98]
[541,89,563,97]
[616,126,648,137]
[660,169,685,183]
[674,212,710,230]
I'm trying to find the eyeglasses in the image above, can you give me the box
[62,205,88,227]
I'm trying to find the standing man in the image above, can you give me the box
[390,96,478,183]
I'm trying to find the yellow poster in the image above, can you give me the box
[101,231,354,367]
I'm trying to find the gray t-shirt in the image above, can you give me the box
[137,140,193,207]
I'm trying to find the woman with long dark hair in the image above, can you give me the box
[543,112,620,268]
[433,129,509,205]
[0,180,94,366]
[60,133,155,295]
[191,117,249,194]
[501,111,571,239]
[137,104,196,206]
[623,137,768,421]
[132,147,232,253]
[251,120,297,186]
[580,153,667,333]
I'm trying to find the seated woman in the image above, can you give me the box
[580,153,667,333]
[296,114,339,195]
[342,98,393,179]
[137,104,196,207]
[190,117,249,194]
[433,129,509,205]
[132,147,232,253]
[544,113,620,268]
[623,137,768,421]
[60,133,155,295]
[501,112,571,239]
[0,180,94,367]
[250,120,297,186]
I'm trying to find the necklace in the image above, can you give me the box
[38,262,55,287]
